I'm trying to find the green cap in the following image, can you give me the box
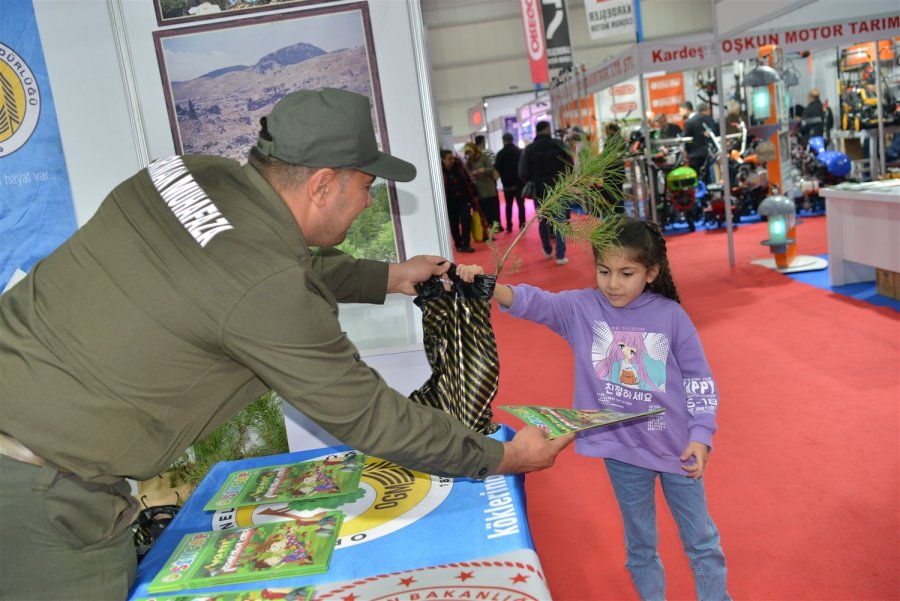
[255,88,416,182]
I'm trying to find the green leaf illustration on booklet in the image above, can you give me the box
[133,584,314,601]
[148,513,343,593]
[203,451,366,512]
[500,405,665,439]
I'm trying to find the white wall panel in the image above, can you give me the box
[32,0,148,224]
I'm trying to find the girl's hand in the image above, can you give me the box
[456,264,513,308]
[680,441,710,480]
[455,264,484,282]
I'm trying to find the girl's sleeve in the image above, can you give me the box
[500,284,571,338]
[673,310,719,448]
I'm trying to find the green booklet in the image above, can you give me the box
[134,585,314,600]
[500,405,665,439]
[203,451,365,512]
[147,512,343,593]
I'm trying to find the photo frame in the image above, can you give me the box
[153,0,329,27]
[153,2,405,261]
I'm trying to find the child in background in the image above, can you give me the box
[457,217,730,600]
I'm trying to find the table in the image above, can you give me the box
[128,425,552,600]
[821,180,900,286]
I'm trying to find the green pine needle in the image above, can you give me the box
[492,132,629,276]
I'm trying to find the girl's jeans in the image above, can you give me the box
[605,458,731,601]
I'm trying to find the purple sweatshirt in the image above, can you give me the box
[502,284,719,475]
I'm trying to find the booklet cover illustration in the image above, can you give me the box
[203,451,365,512]
[500,405,665,438]
[147,513,343,593]
[134,585,314,600]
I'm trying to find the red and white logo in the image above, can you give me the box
[520,0,548,84]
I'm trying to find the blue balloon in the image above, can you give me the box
[817,151,851,177]
[808,136,826,154]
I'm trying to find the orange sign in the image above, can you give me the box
[843,40,894,67]
[560,96,596,130]
[646,72,685,124]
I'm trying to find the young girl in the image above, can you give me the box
[458,217,730,600]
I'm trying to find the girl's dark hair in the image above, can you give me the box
[593,217,681,303]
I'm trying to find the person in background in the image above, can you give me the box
[724,99,745,137]
[678,100,694,124]
[494,132,525,232]
[518,120,573,265]
[652,112,683,140]
[455,217,731,601]
[464,141,501,235]
[682,101,718,184]
[474,134,494,162]
[0,88,573,600]
[799,88,825,144]
[886,133,900,163]
[440,149,476,252]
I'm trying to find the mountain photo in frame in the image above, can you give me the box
[152,2,404,261]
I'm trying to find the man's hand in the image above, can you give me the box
[494,426,574,474]
[387,255,451,296]
[680,441,710,480]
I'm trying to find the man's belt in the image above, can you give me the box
[0,431,56,469]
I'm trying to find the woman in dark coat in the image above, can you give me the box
[440,149,476,252]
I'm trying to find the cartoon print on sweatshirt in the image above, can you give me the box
[592,322,669,392]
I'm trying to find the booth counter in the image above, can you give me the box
[128,426,552,600]
[821,180,900,286]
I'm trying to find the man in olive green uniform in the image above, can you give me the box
[0,89,572,600]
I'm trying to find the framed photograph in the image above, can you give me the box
[153,0,329,27]
[153,2,405,261]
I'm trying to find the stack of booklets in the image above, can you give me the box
[147,452,366,594]
[203,450,366,512]
[147,515,343,593]
[134,585,315,601]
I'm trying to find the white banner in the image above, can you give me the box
[583,0,636,41]
[591,13,898,80]
[639,37,715,72]
[584,46,638,94]
[596,77,642,124]
[719,13,899,61]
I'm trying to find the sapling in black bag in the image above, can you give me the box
[409,264,500,434]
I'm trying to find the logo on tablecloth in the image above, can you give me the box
[0,43,41,158]
[213,455,452,548]
[314,550,551,600]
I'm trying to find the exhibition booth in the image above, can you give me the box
[532,1,899,266]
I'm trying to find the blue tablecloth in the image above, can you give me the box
[128,425,540,599]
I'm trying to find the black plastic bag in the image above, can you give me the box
[409,264,500,434]
[133,496,181,562]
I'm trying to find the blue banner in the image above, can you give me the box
[1,0,76,291]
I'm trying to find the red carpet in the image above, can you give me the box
[465,203,900,600]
